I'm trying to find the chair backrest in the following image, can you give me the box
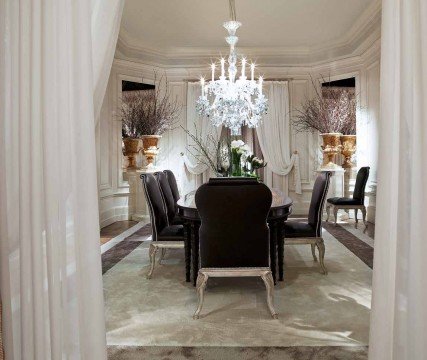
[154,171,176,224]
[353,167,370,203]
[195,178,272,268]
[164,170,180,202]
[308,172,332,237]
[141,174,168,242]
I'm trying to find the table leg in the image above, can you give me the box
[269,222,277,285]
[192,222,200,287]
[184,223,192,282]
[277,221,284,281]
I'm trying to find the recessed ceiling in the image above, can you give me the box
[118,0,381,66]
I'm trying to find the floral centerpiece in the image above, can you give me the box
[245,154,267,178]
[181,123,266,179]
[230,140,250,176]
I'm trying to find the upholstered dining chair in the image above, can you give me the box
[193,178,277,319]
[164,169,180,203]
[141,173,186,279]
[154,171,185,264]
[282,171,332,274]
[326,167,370,228]
[154,171,182,224]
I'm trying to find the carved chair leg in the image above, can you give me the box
[354,208,359,228]
[361,206,367,228]
[261,271,278,319]
[159,248,166,265]
[193,272,209,319]
[333,207,338,226]
[311,244,318,262]
[316,239,328,275]
[326,204,331,222]
[147,244,158,279]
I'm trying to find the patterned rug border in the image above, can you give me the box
[108,345,369,360]
[323,222,373,269]
[102,224,152,274]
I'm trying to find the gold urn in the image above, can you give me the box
[141,135,161,168]
[122,138,140,169]
[320,133,342,169]
[340,135,357,168]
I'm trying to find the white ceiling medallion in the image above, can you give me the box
[196,0,268,136]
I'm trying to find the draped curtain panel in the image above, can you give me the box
[369,0,427,359]
[0,0,122,358]
[256,82,302,195]
[183,82,222,192]
[92,0,125,121]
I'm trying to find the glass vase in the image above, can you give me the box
[231,151,242,177]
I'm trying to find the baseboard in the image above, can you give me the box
[100,213,131,229]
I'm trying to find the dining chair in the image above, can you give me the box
[154,171,182,224]
[326,167,370,228]
[154,171,186,264]
[282,171,332,274]
[193,178,277,319]
[164,169,180,202]
[141,173,186,279]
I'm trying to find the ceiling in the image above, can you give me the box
[118,0,381,65]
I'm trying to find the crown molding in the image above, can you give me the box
[116,0,381,67]
[112,37,381,84]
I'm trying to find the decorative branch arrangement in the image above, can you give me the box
[121,72,181,137]
[293,76,357,135]
[180,124,224,174]
[181,123,266,178]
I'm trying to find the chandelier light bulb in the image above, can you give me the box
[251,63,255,81]
[211,63,216,81]
[241,58,246,79]
[200,77,205,97]
[220,58,225,78]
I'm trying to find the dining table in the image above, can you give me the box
[177,188,293,286]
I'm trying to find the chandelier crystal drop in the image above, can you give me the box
[196,1,268,136]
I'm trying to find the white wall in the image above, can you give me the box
[96,41,381,227]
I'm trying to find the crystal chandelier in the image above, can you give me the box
[196,0,268,136]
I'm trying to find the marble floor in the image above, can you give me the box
[102,220,374,358]
[101,221,138,245]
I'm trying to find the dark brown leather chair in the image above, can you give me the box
[141,173,185,279]
[154,171,184,224]
[164,169,180,203]
[282,171,331,274]
[326,167,370,228]
[193,178,277,319]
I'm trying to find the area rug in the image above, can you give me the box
[108,345,368,360]
[103,228,372,348]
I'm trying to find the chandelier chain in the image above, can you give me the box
[228,0,237,21]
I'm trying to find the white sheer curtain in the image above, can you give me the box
[369,0,427,359]
[0,0,122,358]
[183,82,222,192]
[92,0,124,121]
[256,82,302,194]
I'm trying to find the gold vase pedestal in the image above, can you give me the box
[122,138,140,169]
[320,133,342,169]
[141,135,162,168]
[340,135,357,169]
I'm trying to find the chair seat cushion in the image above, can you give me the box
[158,225,185,241]
[327,197,363,206]
[170,215,185,226]
[283,222,316,238]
